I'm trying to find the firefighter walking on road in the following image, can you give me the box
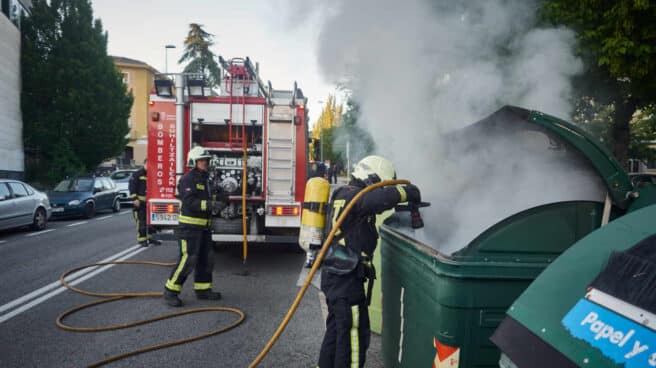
[163,147,224,307]
[318,155,421,368]
[129,159,161,247]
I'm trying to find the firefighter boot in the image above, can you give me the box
[139,241,149,248]
[163,289,183,307]
[195,289,222,300]
[149,239,162,246]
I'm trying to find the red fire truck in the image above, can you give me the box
[146,56,309,243]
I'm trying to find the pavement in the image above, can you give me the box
[0,205,383,368]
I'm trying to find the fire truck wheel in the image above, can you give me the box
[83,201,96,219]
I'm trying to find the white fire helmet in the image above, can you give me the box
[187,146,212,167]
[351,155,396,186]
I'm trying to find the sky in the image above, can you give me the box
[91,0,335,127]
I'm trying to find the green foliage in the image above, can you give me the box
[541,0,656,163]
[629,107,656,164]
[22,0,132,185]
[178,24,221,89]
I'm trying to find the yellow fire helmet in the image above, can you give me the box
[351,155,396,186]
[187,146,212,167]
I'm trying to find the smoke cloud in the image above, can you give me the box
[306,0,605,253]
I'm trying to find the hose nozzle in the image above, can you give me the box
[409,202,424,229]
[395,201,430,229]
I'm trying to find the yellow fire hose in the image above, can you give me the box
[248,179,410,367]
[56,260,245,368]
[55,179,409,367]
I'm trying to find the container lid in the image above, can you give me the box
[492,203,656,367]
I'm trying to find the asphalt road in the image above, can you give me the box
[0,208,383,368]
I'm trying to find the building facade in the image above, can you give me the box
[112,56,158,167]
[0,0,30,179]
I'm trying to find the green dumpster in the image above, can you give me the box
[379,106,640,368]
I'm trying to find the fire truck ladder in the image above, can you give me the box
[225,59,247,150]
[267,96,297,202]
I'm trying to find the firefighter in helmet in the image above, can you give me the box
[318,155,421,367]
[163,146,225,307]
[129,158,161,247]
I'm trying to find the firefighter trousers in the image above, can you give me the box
[165,228,214,293]
[133,206,148,243]
[319,270,371,368]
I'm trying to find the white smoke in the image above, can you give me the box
[302,0,605,253]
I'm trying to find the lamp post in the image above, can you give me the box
[317,100,324,162]
[164,44,176,73]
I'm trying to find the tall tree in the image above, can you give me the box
[311,94,342,140]
[22,0,132,184]
[541,0,656,164]
[178,24,221,89]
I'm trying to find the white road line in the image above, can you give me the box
[0,240,6,244]
[0,244,141,316]
[25,229,56,237]
[66,221,88,227]
[119,210,132,215]
[96,215,113,221]
[0,245,146,324]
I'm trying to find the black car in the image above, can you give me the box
[48,177,121,218]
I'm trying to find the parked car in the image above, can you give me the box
[48,177,121,219]
[110,169,137,204]
[0,179,52,232]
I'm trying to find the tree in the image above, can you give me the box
[325,98,375,166]
[541,0,656,164]
[22,0,132,185]
[311,95,342,141]
[178,24,221,89]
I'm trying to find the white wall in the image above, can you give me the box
[0,14,24,177]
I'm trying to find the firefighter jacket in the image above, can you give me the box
[177,168,212,228]
[322,182,407,274]
[129,168,147,201]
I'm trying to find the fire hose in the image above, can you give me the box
[56,260,245,368]
[247,179,411,367]
[55,179,411,367]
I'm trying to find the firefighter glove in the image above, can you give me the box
[403,184,421,203]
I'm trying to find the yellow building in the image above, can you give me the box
[112,56,159,166]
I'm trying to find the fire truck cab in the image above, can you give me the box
[147,56,308,243]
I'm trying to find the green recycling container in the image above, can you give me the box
[380,201,607,368]
[380,107,636,368]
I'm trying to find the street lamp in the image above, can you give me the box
[154,78,174,97]
[187,77,206,97]
[317,100,325,162]
[164,44,176,73]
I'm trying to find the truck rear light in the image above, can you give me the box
[151,202,180,214]
[268,205,299,216]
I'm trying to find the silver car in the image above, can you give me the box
[110,170,137,204]
[0,179,52,231]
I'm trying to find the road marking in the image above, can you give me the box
[119,210,132,215]
[0,246,147,324]
[67,221,88,227]
[96,215,113,221]
[25,229,55,237]
[0,244,141,317]
[0,240,6,244]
